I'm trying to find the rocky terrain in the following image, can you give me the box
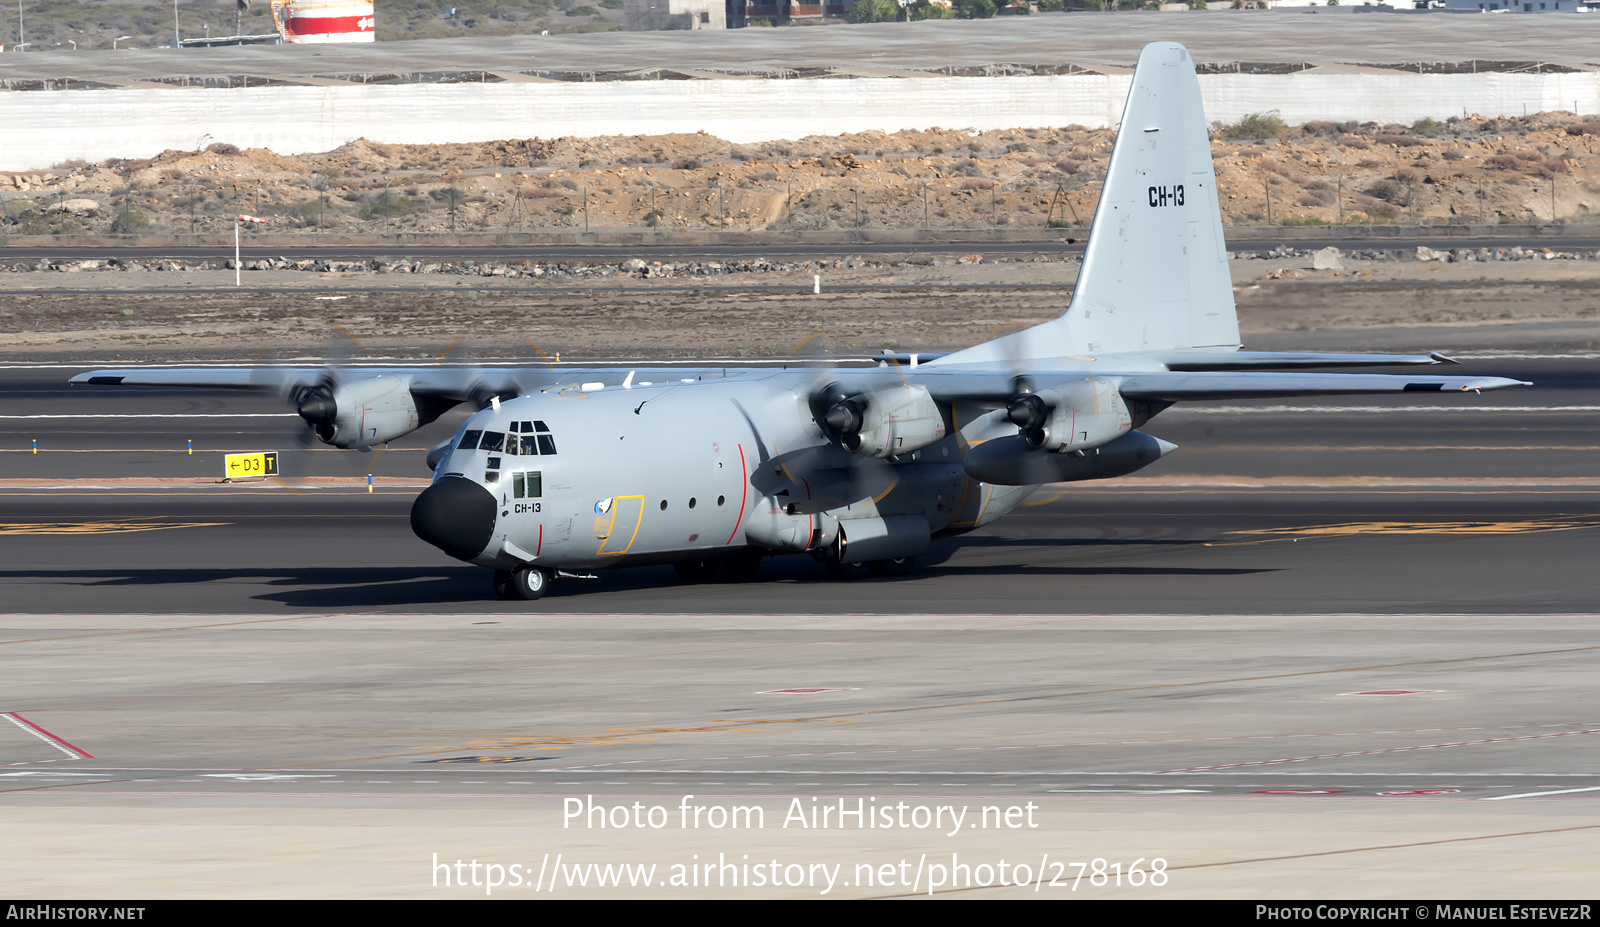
[8,113,1600,240]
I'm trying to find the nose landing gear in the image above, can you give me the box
[494,566,550,600]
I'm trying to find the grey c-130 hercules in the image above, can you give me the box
[72,42,1529,600]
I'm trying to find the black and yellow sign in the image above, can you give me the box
[224,451,279,479]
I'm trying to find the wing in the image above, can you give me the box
[70,366,514,401]
[1158,350,1460,371]
[1115,371,1530,401]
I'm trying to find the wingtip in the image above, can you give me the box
[1429,351,1461,365]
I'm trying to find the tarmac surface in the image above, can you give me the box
[2,354,1598,897]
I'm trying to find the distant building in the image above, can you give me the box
[625,0,726,29]
[726,0,849,26]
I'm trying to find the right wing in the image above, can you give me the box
[1115,371,1530,402]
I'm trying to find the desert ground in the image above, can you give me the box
[1,245,1596,361]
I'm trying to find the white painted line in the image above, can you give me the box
[1,712,86,760]
[0,359,884,370]
[1454,354,1600,360]
[1482,786,1600,801]
[1048,788,1208,794]
[1168,406,1600,415]
[199,773,334,781]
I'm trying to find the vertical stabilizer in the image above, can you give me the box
[932,42,1239,366]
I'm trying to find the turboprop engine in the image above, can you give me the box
[293,375,420,449]
[963,429,1177,486]
[1003,377,1131,453]
[815,383,947,459]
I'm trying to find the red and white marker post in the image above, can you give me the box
[235,214,266,286]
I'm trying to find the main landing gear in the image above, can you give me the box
[494,566,550,600]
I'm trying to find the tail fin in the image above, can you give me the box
[933,41,1239,366]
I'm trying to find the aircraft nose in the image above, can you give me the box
[411,476,498,561]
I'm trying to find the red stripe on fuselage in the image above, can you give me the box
[726,443,748,545]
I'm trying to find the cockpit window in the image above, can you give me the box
[520,435,539,455]
[479,431,505,453]
[512,471,542,498]
[536,434,557,455]
[457,430,483,450]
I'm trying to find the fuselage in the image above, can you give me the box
[411,371,1035,572]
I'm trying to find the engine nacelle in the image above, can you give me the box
[297,375,420,449]
[822,384,946,459]
[745,502,838,552]
[1008,377,1131,453]
[963,429,1177,486]
[834,514,930,564]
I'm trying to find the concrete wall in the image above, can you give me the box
[1440,0,1580,8]
[5,70,1600,170]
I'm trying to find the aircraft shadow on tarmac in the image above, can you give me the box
[6,543,1278,607]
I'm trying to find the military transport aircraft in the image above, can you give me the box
[71,41,1528,600]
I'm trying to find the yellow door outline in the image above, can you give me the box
[596,495,645,556]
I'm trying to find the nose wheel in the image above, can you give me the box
[494,566,550,601]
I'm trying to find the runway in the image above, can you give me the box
[1,354,1597,896]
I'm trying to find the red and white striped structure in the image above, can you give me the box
[235,214,267,287]
[269,0,376,44]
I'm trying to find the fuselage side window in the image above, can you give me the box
[458,430,483,450]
